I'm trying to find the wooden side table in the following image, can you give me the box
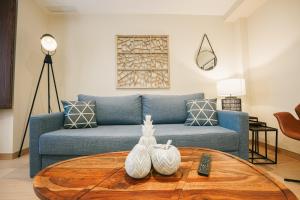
[249,125,278,164]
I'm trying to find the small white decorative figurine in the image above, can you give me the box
[151,140,181,175]
[138,115,157,154]
[125,144,152,179]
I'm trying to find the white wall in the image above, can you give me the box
[4,0,299,156]
[2,10,242,154]
[12,0,52,152]
[0,0,50,154]
[247,0,300,154]
[0,110,14,153]
[48,14,240,100]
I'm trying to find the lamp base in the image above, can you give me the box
[221,96,242,111]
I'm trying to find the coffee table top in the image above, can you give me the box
[33,148,297,200]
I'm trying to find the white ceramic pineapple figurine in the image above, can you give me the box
[138,115,157,154]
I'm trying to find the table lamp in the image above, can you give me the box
[217,78,246,111]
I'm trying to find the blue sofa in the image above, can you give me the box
[29,93,249,177]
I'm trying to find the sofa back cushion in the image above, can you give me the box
[78,94,142,125]
[142,93,204,124]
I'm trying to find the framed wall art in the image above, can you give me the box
[116,35,169,89]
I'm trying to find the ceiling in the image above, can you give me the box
[35,0,239,16]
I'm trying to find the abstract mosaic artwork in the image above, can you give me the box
[116,35,169,88]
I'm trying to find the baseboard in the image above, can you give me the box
[0,148,29,160]
[252,140,300,161]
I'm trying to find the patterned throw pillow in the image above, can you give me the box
[62,100,97,129]
[185,99,218,126]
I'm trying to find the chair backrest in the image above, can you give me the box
[295,104,300,119]
[274,112,300,140]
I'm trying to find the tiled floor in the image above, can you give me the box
[0,150,299,200]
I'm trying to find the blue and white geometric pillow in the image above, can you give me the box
[185,99,218,126]
[62,100,97,129]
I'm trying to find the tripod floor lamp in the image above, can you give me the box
[18,34,61,157]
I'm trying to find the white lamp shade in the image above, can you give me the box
[41,34,57,52]
[217,78,246,97]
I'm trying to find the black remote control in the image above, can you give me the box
[198,153,211,176]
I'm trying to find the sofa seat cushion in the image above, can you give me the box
[155,124,239,151]
[39,124,239,156]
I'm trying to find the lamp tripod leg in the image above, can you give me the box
[50,63,61,112]
[47,63,51,113]
[18,62,46,157]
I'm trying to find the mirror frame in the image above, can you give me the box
[196,34,217,71]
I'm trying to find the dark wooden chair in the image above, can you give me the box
[274,104,300,183]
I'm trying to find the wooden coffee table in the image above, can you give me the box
[33,148,297,200]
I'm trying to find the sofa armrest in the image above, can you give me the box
[30,112,64,177]
[218,110,249,160]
